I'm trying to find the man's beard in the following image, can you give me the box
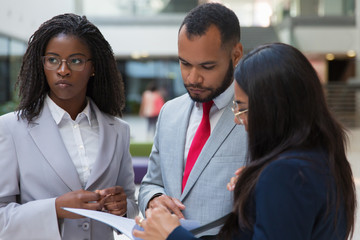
[185,60,234,103]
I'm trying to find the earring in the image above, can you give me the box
[91,73,95,76]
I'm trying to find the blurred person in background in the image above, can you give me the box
[139,81,165,139]
[0,13,138,240]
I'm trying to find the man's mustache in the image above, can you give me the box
[184,84,212,91]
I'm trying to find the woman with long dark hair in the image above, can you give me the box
[133,43,356,240]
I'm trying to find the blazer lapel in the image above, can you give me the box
[85,103,117,190]
[181,103,236,199]
[28,106,82,191]
[168,99,194,199]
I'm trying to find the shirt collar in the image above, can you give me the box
[195,81,234,110]
[45,95,92,126]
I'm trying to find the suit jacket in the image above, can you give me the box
[138,93,248,236]
[166,148,348,240]
[0,101,138,240]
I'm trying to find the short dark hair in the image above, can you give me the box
[17,13,125,121]
[179,3,240,48]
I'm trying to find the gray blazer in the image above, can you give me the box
[139,93,247,236]
[0,102,138,240]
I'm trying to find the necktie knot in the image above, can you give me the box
[202,101,213,116]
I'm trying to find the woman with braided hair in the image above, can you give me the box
[0,13,138,239]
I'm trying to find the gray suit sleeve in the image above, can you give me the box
[0,114,61,239]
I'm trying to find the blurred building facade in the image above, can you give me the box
[0,0,359,126]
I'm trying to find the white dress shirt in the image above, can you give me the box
[184,81,234,163]
[45,96,99,188]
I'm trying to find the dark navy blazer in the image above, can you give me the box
[167,148,347,240]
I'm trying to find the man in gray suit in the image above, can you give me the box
[138,3,247,238]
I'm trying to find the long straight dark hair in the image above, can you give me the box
[220,43,356,239]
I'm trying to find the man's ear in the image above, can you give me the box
[232,42,243,66]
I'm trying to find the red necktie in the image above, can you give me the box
[182,101,214,192]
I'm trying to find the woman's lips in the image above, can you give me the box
[56,80,71,88]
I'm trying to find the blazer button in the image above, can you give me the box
[82,222,90,231]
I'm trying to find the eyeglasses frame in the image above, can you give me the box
[41,56,92,72]
[231,100,248,124]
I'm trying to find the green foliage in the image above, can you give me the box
[0,100,18,116]
[129,142,153,157]
[125,100,141,115]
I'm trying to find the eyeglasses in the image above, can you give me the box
[42,56,92,71]
[231,100,248,124]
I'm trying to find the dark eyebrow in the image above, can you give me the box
[69,53,87,58]
[178,57,187,62]
[200,61,217,65]
[44,52,87,58]
[178,57,217,66]
[45,52,60,56]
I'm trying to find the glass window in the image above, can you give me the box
[9,39,26,100]
[0,36,10,104]
[118,59,184,114]
[0,36,26,105]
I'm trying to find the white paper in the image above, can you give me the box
[64,208,136,239]
[63,207,200,240]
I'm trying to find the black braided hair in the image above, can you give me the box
[16,13,125,122]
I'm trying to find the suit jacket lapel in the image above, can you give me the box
[28,105,82,191]
[165,97,194,200]
[85,103,117,190]
[181,103,236,199]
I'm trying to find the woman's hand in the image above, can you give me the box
[55,190,102,219]
[133,206,181,240]
[227,167,245,191]
[96,186,127,216]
